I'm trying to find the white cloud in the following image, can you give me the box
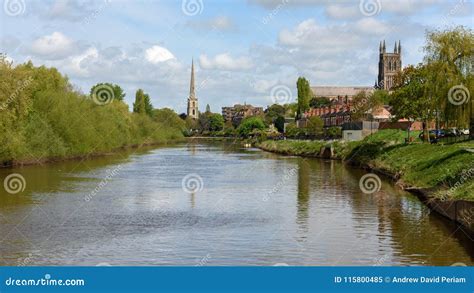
[199,53,253,71]
[354,18,390,35]
[325,4,360,19]
[145,45,175,64]
[29,32,77,60]
[187,16,237,32]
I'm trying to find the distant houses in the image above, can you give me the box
[222,104,264,126]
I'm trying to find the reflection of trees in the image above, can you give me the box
[296,159,310,229]
[381,193,474,265]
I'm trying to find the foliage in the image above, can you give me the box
[309,96,331,108]
[351,90,385,121]
[306,116,324,136]
[133,89,153,117]
[259,130,474,200]
[208,113,224,131]
[90,82,126,101]
[0,58,183,165]
[326,126,342,139]
[274,116,285,133]
[237,116,266,137]
[296,77,311,118]
[152,108,186,131]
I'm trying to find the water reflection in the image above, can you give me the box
[0,141,472,266]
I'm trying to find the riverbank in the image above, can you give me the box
[0,58,185,168]
[258,130,474,230]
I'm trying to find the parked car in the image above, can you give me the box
[445,128,460,137]
[460,129,470,135]
[419,130,444,140]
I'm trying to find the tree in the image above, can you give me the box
[264,104,286,124]
[205,104,211,113]
[274,116,285,133]
[424,26,473,130]
[133,89,146,114]
[351,90,385,121]
[133,89,153,117]
[306,116,324,136]
[153,108,186,131]
[309,96,331,108]
[208,113,224,131]
[90,83,125,102]
[296,77,311,119]
[237,116,266,137]
[390,64,437,141]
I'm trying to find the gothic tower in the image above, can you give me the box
[377,40,402,91]
[187,59,199,119]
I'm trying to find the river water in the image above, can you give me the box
[0,141,472,266]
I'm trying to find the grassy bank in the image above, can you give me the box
[0,58,184,166]
[259,130,474,201]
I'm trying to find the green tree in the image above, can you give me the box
[309,96,331,108]
[264,104,285,125]
[208,113,224,131]
[351,90,385,121]
[153,108,186,131]
[296,77,311,119]
[424,26,473,129]
[205,104,211,113]
[237,116,266,137]
[274,116,285,133]
[390,64,437,141]
[306,116,324,136]
[133,89,153,117]
[133,89,146,114]
[90,82,126,102]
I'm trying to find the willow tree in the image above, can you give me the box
[423,26,474,129]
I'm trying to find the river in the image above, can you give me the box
[0,140,472,266]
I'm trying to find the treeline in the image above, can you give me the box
[0,56,184,166]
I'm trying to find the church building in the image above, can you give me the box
[187,59,199,119]
[377,40,402,91]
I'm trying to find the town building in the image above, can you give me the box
[187,59,199,119]
[377,40,402,91]
[222,104,264,125]
[311,86,374,100]
[299,41,401,132]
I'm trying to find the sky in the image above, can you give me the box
[0,0,472,113]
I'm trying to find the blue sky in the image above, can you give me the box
[1,0,472,113]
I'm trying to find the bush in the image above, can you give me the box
[0,58,183,164]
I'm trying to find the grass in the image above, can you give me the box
[259,130,474,201]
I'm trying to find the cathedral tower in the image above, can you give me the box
[187,59,199,119]
[377,40,402,91]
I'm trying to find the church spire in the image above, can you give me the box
[398,40,401,54]
[187,59,199,119]
[189,58,195,100]
[382,40,386,53]
[394,41,397,53]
